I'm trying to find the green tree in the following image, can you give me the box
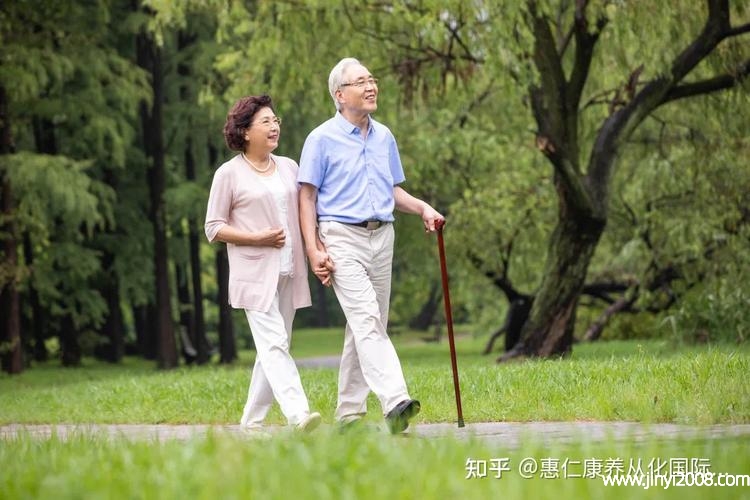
[498,0,749,358]
[135,4,180,369]
[1,0,156,372]
[0,84,21,374]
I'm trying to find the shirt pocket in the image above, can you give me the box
[232,252,266,283]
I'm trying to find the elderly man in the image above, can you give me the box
[298,57,444,434]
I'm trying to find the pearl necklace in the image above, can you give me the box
[242,153,272,173]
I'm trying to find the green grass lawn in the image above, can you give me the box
[0,329,750,424]
[1,331,748,425]
[1,332,748,499]
[2,431,748,500]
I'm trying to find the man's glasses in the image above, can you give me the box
[254,116,282,127]
[340,77,379,89]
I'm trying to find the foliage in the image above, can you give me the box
[666,277,750,345]
[2,153,114,329]
[1,0,153,356]
[3,153,110,236]
[594,88,750,342]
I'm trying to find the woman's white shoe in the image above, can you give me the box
[295,412,322,433]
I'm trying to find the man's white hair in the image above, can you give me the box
[328,57,361,111]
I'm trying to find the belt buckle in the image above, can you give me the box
[365,220,380,230]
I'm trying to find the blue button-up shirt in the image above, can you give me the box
[298,112,406,223]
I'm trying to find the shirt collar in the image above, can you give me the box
[334,111,374,136]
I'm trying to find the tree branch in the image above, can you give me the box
[467,251,529,303]
[662,58,750,103]
[667,0,730,84]
[582,281,632,300]
[587,0,732,209]
[583,296,636,341]
[528,1,568,142]
[726,22,750,37]
[567,0,605,118]
[528,0,595,216]
[535,136,596,216]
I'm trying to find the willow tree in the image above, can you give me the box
[496,0,750,358]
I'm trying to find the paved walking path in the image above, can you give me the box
[3,422,749,447]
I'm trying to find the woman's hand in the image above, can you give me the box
[253,228,285,248]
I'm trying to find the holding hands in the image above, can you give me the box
[308,246,335,287]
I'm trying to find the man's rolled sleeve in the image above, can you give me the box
[298,134,324,188]
[388,132,406,186]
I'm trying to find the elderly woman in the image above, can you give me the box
[205,95,321,434]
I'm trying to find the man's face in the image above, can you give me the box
[337,64,378,114]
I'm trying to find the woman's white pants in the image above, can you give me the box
[240,275,310,427]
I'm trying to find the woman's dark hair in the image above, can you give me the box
[223,95,274,151]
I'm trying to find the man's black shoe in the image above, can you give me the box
[385,399,421,434]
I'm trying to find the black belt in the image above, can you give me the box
[346,220,389,230]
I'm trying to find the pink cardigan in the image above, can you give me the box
[205,154,312,312]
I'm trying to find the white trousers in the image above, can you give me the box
[240,275,310,427]
[319,221,410,420]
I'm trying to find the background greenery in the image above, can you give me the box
[1,1,748,373]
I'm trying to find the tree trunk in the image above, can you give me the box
[32,116,58,155]
[137,25,177,369]
[0,84,22,375]
[408,282,440,331]
[503,211,605,359]
[216,245,236,364]
[96,166,126,363]
[483,296,533,355]
[59,315,81,367]
[26,116,58,364]
[0,179,22,374]
[184,137,209,364]
[96,251,125,363]
[189,225,209,363]
[313,280,330,327]
[177,31,210,365]
[22,232,48,362]
[99,280,125,363]
[132,303,156,359]
[175,261,197,363]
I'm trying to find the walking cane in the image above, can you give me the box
[435,219,465,428]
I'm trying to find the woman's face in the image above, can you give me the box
[244,106,281,153]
